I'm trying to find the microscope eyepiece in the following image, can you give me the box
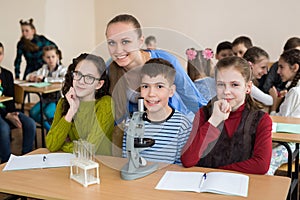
[138,97,144,112]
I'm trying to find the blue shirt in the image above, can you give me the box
[194,77,216,102]
[108,49,207,124]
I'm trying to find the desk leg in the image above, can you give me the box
[293,143,299,200]
[278,142,299,200]
[37,93,46,148]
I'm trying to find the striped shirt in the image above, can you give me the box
[122,109,192,165]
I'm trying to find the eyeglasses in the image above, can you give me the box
[71,71,100,85]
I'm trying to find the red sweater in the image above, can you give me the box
[181,104,272,174]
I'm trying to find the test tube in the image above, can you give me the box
[73,140,78,158]
[90,143,95,161]
[79,139,83,160]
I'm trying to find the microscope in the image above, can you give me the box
[121,97,158,180]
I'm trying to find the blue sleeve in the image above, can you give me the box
[149,50,207,114]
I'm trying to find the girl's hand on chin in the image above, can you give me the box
[65,87,80,117]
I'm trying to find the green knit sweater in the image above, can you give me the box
[46,95,114,155]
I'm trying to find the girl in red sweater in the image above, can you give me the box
[181,56,272,174]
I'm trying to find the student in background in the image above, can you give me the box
[122,58,191,164]
[145,35,157,50]
[0,42,36,163]
[186,48,216,102]
[26,45,67,131]
[215,41,234,60]
[46,53,114,156]
[243,46,276,107]
[181,56,272,175]
[105,14,206,155]
[232,36,253,58]
[271,49,300,117]
[268,49,300,175]
[14,18,59,80]
[262,37,300,94]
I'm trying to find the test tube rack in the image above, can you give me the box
[70,158,100,187]
[70,140,100,187]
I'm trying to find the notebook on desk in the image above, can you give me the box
[155,171,249,197]
[3,153,75,171]
[18,82,51,88]
[272,123,300,134]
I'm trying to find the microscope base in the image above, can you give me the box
[121,162,158,180]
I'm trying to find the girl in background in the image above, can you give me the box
[186,48,216,102]
[268,49,300,175]
[46,53,114,155]
[14,18,59,79]
[181,56,272,174]
[26,45,67,131]
[243,46,276,107]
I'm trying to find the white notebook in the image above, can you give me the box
[3,153,75,171]
[155,171,249,197]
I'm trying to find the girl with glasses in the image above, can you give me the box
[46,53,114,156]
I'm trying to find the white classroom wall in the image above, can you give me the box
[1,0,300,77]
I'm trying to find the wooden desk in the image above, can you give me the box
[0,148,290,200]
[19,83,62,95]
[271,115,300,200]
[16,83,62,147]
[0,96,13,103]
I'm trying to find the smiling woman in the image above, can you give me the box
[105,14,207,155]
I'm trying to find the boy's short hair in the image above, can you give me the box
[232,36,253,49]
[141,58,176,85]
[283,37,300,51]
[216,41,232,54]
[145,35,156,46]
[0,42,3,49]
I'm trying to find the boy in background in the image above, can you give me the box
[122,58,191,164]
[232,36,253,58]
[262,37,300,94]
[215,41,234,60]
[145,35,157,50]
[0,42,36,163]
